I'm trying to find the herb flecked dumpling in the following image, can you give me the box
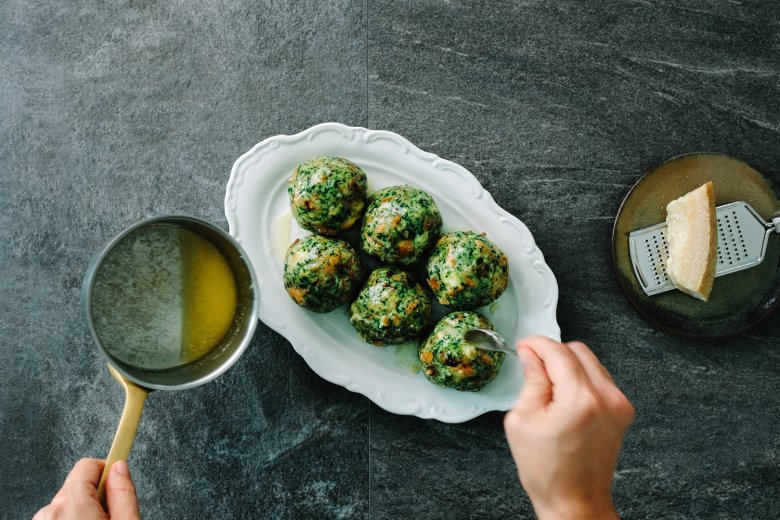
[419,311,504,391]
[426,231,508,310]
[288,156,368,236]
[283,235,361,313]
[360,185,442,265]
[349,267,431,345]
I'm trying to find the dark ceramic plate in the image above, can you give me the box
[612,153,780,339]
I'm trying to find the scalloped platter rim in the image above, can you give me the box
[224,122,560,423]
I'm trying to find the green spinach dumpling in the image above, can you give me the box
[288,156,368,236]
[349,267,431,345]
[283,235,361,313]
[426,231,508,310]
[419,311,504,391]
[360,185,442,265]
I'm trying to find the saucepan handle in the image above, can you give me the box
[96,364,150,507]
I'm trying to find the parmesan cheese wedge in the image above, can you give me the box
[665,182,717,301]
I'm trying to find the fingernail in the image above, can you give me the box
[112,460,129,475]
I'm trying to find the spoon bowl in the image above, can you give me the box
[463,328,516,355]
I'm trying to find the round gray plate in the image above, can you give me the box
[612,153,780,339]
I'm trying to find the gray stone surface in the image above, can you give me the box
[1,0,778,518]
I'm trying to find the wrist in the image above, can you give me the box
[532,498,619,520]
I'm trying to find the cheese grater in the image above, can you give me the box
[629,201,780,296]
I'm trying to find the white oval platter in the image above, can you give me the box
[225,122,560,423]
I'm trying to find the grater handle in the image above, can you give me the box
[771,215,780,234]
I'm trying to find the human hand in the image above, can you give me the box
[504,336,635,520]
[33,458,141,520]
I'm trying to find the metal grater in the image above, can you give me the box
[629,201,780,296]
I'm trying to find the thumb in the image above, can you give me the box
[514,344,552,411]
[106,460,141,520]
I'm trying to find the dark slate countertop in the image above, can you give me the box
[2,1,778,519]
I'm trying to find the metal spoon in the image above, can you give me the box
[463,328,516,355]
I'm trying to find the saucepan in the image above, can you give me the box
[81,215,259,503]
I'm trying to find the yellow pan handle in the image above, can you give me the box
[96,364,151,507]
